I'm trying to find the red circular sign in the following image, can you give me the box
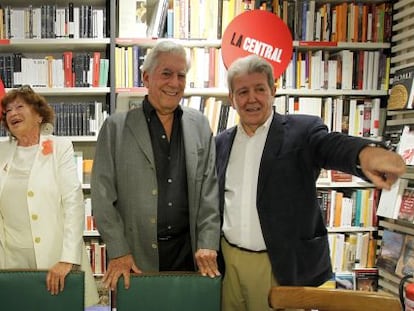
[221,10,293,79]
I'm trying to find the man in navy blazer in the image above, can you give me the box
[215,54,407,311]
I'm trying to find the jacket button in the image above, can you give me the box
[28,190,34,197]
[34,237,41,243]
[31,214,38,221]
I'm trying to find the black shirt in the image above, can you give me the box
[143,97,194,271]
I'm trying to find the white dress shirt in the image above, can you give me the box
[0,145,37,268]
[222,112,273,251]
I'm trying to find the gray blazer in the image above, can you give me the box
[91,103,220,271]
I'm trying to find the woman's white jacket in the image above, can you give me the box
[0,135,98,306]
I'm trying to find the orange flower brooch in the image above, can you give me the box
[41,139,53,155]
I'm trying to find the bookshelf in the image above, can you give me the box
[0,0,113,308]
[376,0,414,299]
[112,0,392,273]
[277,0,392,277]
[0,0,397,304]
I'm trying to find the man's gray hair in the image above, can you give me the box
[142,40,191,74]
[227,54,275,93]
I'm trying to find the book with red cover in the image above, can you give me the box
[331,170,353,182]
[92,52,101,87]
[398,187,414,222]
[63,51,73,87]
[353,268,378,291]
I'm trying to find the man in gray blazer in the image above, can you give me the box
[91,41,221,290]
[215,54,407,311]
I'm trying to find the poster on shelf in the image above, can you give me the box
[220,10,293,79]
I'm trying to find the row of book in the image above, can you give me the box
[0,101,107,138]
[115,45,146,88]
[50,101,107,137]
[0,52,109,89]
[177,94,383,139]
[84,198,106,276]
[0,93,382,141]
[283,50,389,91]
[318,188,380,229]
[328,232,376,273]
[0,4,107,39]
[282,1,391,43]
[274,96,383,140]
[332,268,379,292]
[127,96,236,137]
[119,0,220,39]
[115,46,228,90]
[63,52,109,88]
[235,1,390,44]
[121,1,390,43]
[115,46,388,93]
[181,96,237,136]
[85,239,107,276]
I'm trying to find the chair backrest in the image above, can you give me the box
[269,286,402,311]
[0,269,84,311]
[116,272,221,311]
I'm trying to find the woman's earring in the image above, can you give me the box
[40,123,54,135]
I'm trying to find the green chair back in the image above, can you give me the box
[116,272,221,311]
[0,270,84,311]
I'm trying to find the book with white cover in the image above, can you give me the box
[397,125,414,165]
[118,0,148,38]
[377,178,409,219]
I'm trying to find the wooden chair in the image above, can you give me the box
[116,272,221,311]
[269,286,402,311]
[0,269,84,311]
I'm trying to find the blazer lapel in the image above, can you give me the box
[125,108,155,166]
[182,111,198,182]
[218,128,236,179]
[257,114,285,201]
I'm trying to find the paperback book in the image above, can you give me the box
[387,66,414,110]
[376,229,404,274]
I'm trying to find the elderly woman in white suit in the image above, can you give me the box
[0,86,98,307]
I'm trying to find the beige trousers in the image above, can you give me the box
[221,237,303,311]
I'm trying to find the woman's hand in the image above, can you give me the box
[46,262,73,295]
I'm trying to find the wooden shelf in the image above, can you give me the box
[5,87,110,96]
[0,38,110,53]
[327,226,377,232]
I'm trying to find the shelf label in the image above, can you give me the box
[221,10,293,79]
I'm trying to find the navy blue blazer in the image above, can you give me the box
[216,113,372,286]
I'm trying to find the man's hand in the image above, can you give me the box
[195,249,220,278]
[359,146,407,190]
[47,262,73,295]
[103,254,142,290]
